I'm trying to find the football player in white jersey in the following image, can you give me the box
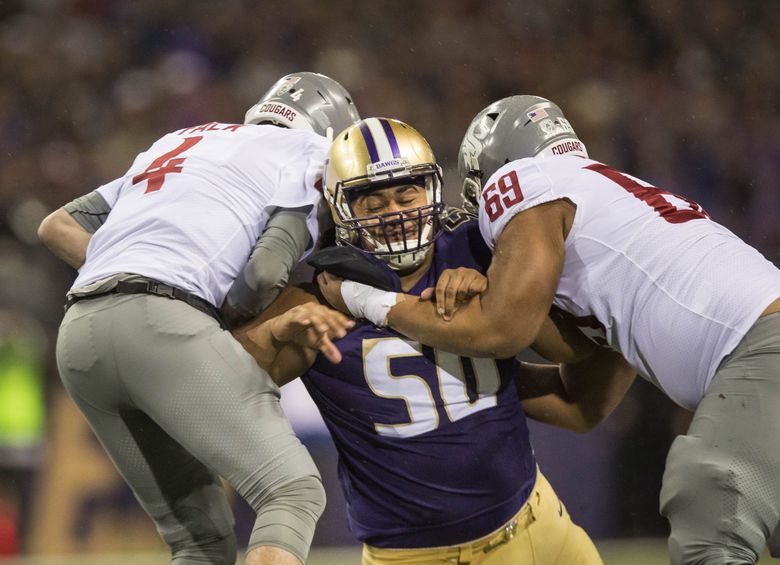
[319,96,780,565]
[38,72,359,565]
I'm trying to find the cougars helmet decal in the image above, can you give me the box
[244,72,360,137]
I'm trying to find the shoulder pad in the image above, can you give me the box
[306,245,399,291]
[443,207,476,233]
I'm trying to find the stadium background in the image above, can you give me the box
[0,0,778,563]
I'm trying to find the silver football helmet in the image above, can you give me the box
[458,95,587,214]
[244,72,360,137]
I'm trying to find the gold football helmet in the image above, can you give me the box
[324,118,445,272]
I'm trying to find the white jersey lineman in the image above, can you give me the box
[73,121,327,306]
[478,154,780,410]
[56,120,332,563]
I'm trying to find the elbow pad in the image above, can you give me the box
[225,208,312,319]
[63,190,112,233]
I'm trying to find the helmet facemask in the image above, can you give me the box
[324,118,447,273]
[458,111,492,216]
[331,162,445,273]
[460,171,483,217]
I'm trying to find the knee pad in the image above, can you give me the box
[662,435,762,565]
[769,524,780,557]
[153,481,236,563]
[170,532,237,565]
[668,536,756,565]
[248,474,326,564]
[661,435,726,521]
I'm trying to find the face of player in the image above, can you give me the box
[349,183,429,247]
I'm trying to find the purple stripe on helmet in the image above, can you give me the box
[379,119,401,158]
[359,121,380,163]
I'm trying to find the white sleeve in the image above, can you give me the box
[478,159,557,250]
[95,176,125,207]
[265,141,327,257]
[223,208,312,323]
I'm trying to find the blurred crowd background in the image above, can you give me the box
[1,0,779,559]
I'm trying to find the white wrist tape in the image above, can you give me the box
[341,281,398,327]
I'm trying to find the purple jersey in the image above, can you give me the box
[302,210,537,548]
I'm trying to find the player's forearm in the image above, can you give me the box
[391,235,559,358]
[37,208,92,269]
[233,323,313,386]
[558,347,636,430]
[516,362,595,433]
[387,294,535,358]
[518,352,635,432]
[234,324,279,373]
[522,394,595,433]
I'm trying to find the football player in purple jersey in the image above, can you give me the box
[236,118,631,564]
[320,97,780,565]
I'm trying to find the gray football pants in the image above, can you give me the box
[660,312,780,565]
[56,293,325,564]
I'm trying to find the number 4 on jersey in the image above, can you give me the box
[132,136,203,193]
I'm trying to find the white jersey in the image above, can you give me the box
[73,122,328,306]
[478,155,780,410]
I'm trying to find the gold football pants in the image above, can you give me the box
[362,470,602,565]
